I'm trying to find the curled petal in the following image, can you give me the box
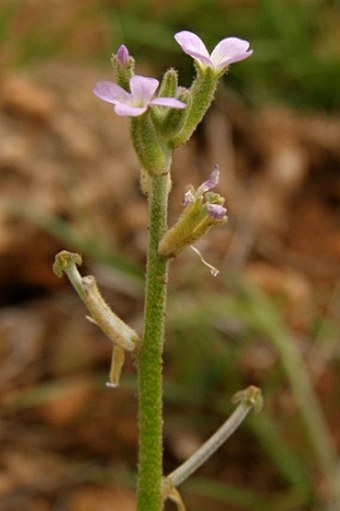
[174,31,210,62]
[182,189,195,206]
[198,165,219,195]
[182,165,220,207]
[211,37,253,69]
[207,203,227,220]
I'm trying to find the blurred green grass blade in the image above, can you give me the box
[5,200,143,286]
[249,413,311,493]
[184,476,309,511]
[40,213,143,281]
[117,15,176,52]
[45,217,143,277]
[225,278,338,499]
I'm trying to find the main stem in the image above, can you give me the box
[136,173,169,511]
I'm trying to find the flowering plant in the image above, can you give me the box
[54,30,261,511]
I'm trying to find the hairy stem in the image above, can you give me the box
[136,173,169,511]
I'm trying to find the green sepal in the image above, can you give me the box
[172,67,218,147]
[130,113,171,175]
[111,54,135,91]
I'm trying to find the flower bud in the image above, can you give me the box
[158,165,227,258]
[151,69,189,139]
[158,68,179,99]
[111,44,135,90]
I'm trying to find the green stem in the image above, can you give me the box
[136,173,169,511]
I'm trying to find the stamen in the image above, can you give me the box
[190,245,219,276]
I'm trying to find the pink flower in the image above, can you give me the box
[174,31,252,73]
[93,75,186,117]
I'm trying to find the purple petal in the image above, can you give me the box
[207,203,227,220]
[174,31,210,63]
[114,103,147,117]
[181,50,213,68]
[182,190,195,205]
[211,37,252,69]
[93,80,130,104]
[151,97,186,109]
[129,75,159,104]
[116,44,130,65]
[198,165,220,195]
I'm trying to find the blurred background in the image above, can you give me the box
[0,1,339,510]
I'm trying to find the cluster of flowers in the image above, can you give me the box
[54,33,252,385]
[93,31,252,118]
[93,30,252,234]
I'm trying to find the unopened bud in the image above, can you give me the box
[111,44,135,90]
